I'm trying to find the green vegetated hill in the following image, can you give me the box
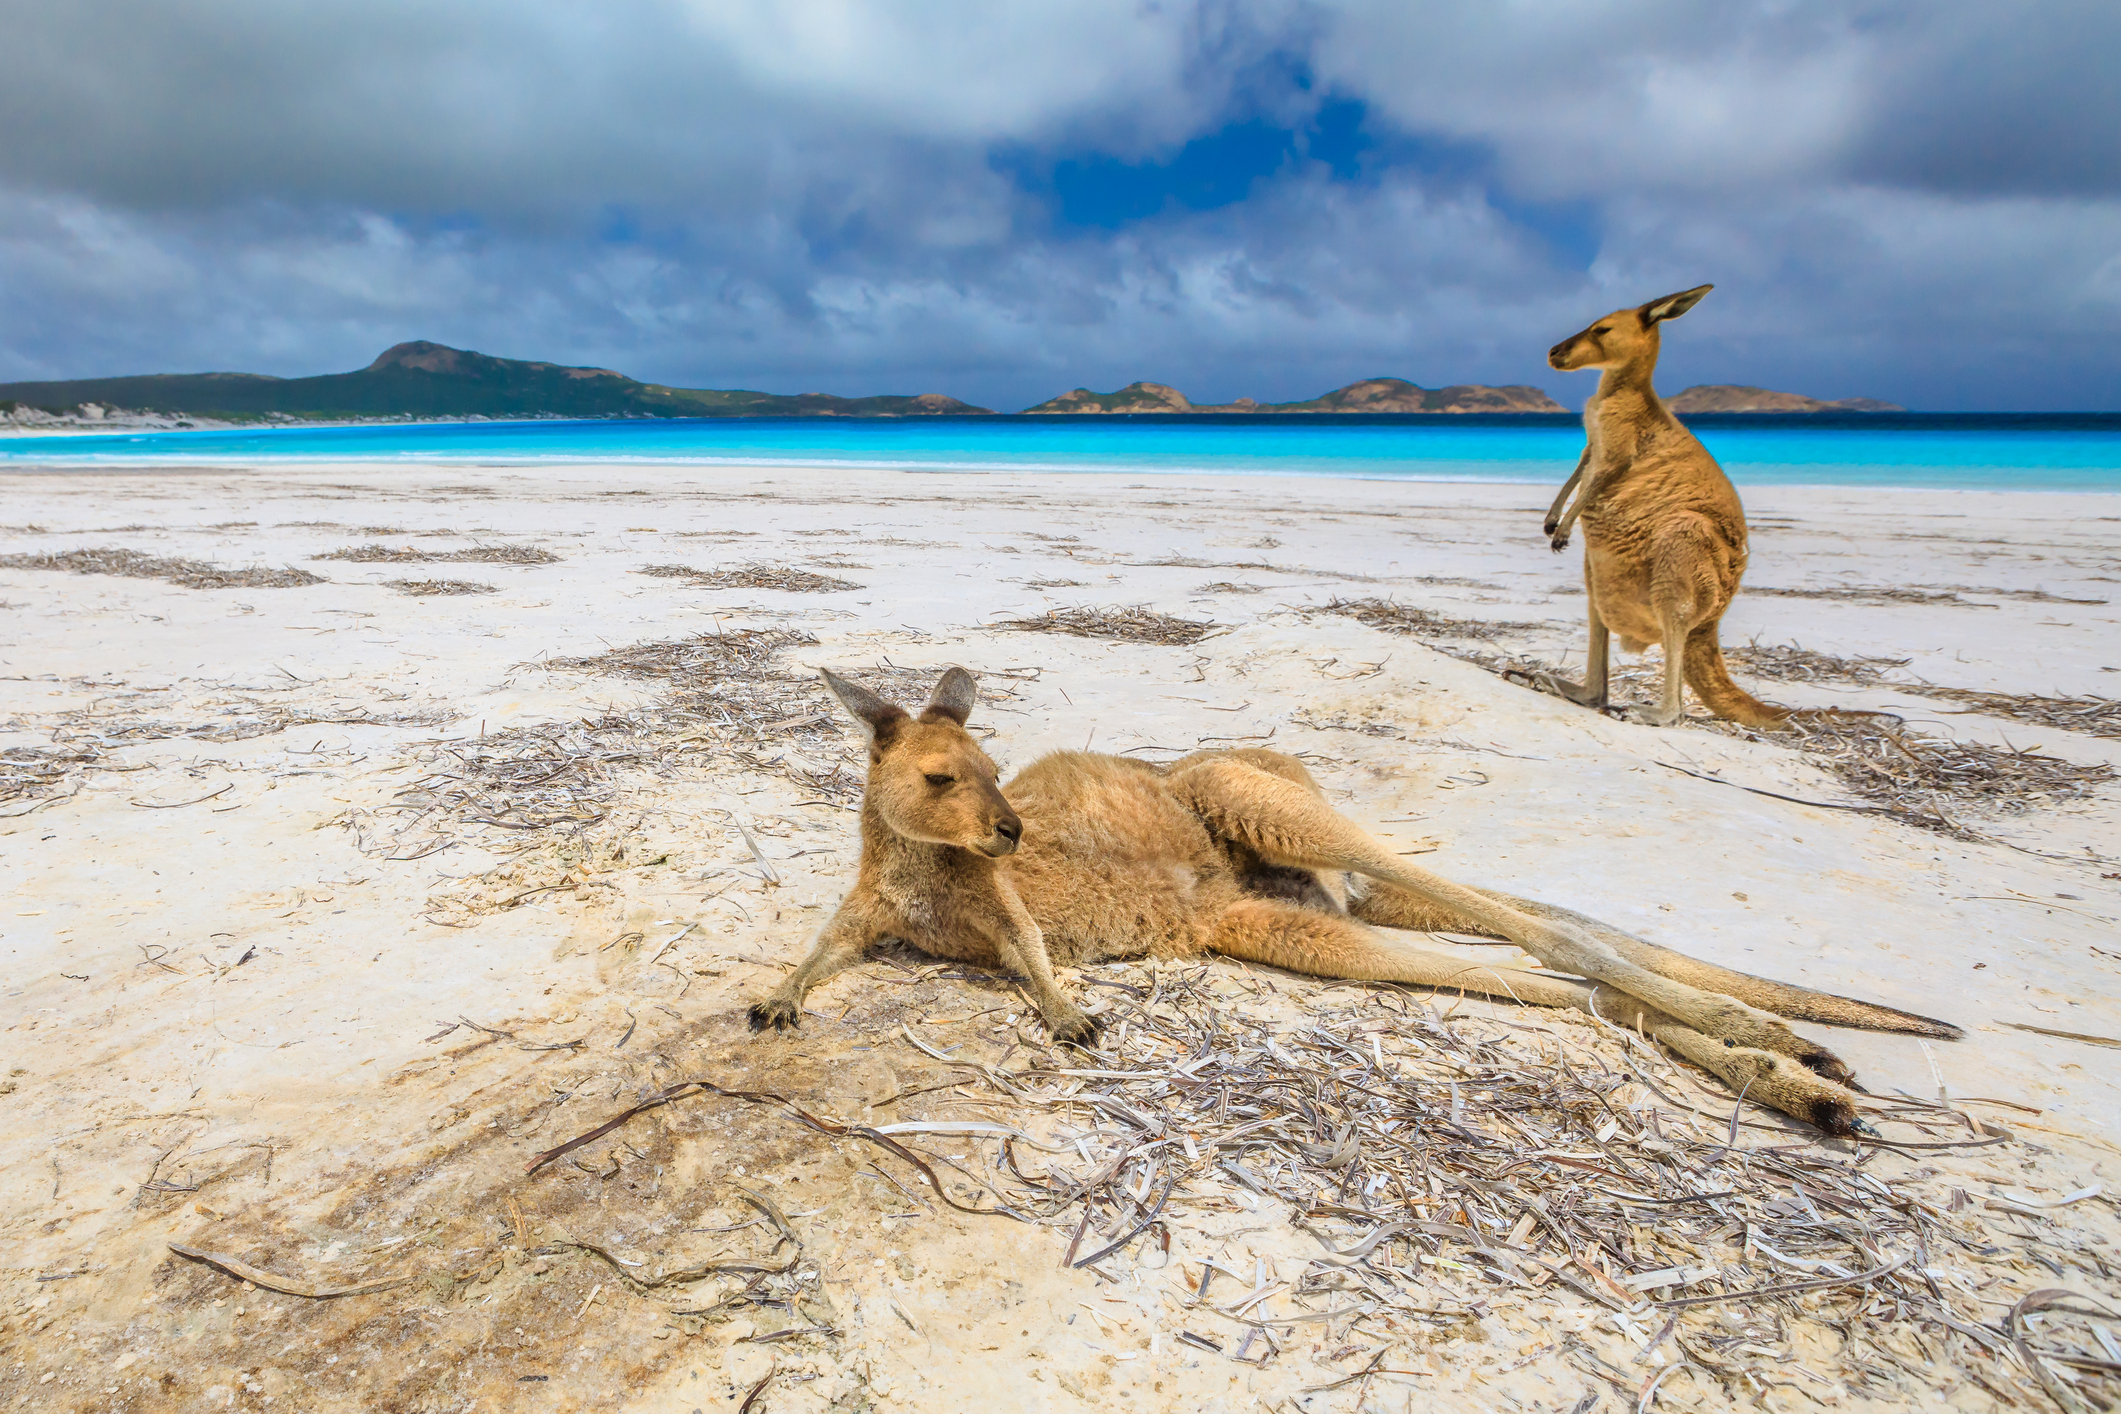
[1021,377,1566,414]
[0,342,992,420]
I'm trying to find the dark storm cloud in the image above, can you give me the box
[0,1,2115,408]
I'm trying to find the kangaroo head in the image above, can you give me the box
[820,666,1022,857]
[1548,284,1712,374]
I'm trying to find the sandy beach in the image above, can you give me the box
[4,462,2118,1412]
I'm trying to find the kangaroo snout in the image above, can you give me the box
[985,813,1023,856]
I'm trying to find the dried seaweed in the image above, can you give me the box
[543,956,2106,1406]
[1918,688,2121,740]
[993,604,1218,646]
[1725,642,1913,685]
[1746,585,1970,605]
[1778,712,2112,824]
[0,547,324,590]
[636,563,861,593]
[314,543,560,565]
[1322,597,1546,643]
[385,579,497,597]
[369,629,854,857]
[1196,582,1265,595]
[0,745,96,806]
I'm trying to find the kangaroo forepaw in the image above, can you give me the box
[1548,532,1570,553]
[1047,1006,1101,1049]
[747,997,802,1033]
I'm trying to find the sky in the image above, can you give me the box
[1,1,2117,411]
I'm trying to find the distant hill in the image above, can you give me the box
[1021,377,1565,414]
[0,341,992,421]
[1667,384,1903,414]
[1255,378,1565,414]
[1021,382,1197,414]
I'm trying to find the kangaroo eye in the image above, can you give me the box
[1593,325,1611,335]
[924,773,954,787]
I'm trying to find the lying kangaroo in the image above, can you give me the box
[1541,285,1789,728]
[749,667,1958,1134]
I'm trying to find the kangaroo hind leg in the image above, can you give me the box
[1168,755,1862,1087]
[1208,898,1865,1134]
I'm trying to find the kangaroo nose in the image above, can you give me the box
[994,817,1021,844]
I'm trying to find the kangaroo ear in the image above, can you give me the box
[1641,284,1713,325]
[819,668,908,740]
[921,666,977,726]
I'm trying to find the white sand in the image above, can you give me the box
[3,463,2118,1410]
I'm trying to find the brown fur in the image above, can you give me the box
[750,669,1961,1135]
[1540,286,1789,728]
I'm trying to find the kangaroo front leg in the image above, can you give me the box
[1544,448,1589,548]
[1171,758,1859,1086]
[990,879,1097,1047]
[748,901,875,1033]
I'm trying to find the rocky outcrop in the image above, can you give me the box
[1259,378,1566,414]
[1666,384,1903,413]
[1021,382,1194,414]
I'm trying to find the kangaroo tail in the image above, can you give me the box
[1349,883,1963,1040]
[1683,621,1790,730]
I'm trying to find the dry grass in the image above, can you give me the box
[1726,642,1912,685]
[1196,581,1265,595]
[0,546,324,590]
[993,604,1218,646]
[1019,578,1088,591]
[1322,597,1546,643]
[636,563,862,593]
[315,542,560,565]
[385,579,497,597]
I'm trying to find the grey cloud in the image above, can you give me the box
[0,0,2114,408]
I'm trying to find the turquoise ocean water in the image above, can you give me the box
[4,413,2118,491]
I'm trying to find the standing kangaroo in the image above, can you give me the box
[1541,286,1788,728]
[749,667,1957,1135]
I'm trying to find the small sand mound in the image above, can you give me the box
[993,604,1218,645]
[0,546,323,589]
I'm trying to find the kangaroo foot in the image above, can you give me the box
[1626,702,1685,727]
[747,996,802,1032]
[1534,671,1606,709]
